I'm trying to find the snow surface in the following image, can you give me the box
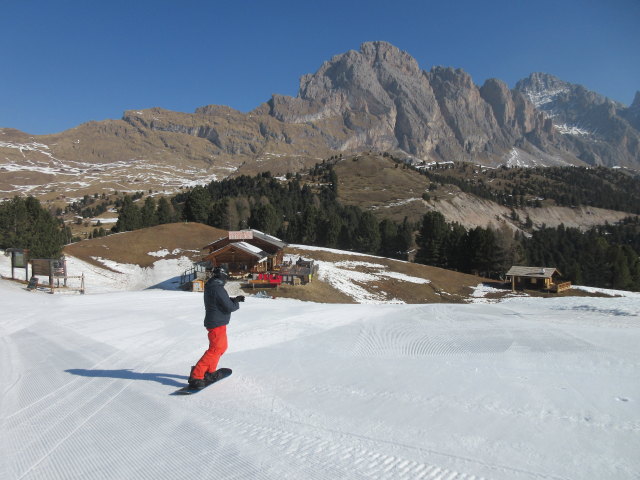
[1,251,639,480]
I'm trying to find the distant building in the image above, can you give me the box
[202,229,287,274]
[203,241,270,276]
[505,266,571,292]
[278,257,318,285]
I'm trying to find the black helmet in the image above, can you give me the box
[212,266,228,281]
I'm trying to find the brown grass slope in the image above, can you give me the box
[64,223,226,269]
[63,222,492,303]
[62,223,608,302]
[281,247,488,303]
[333,152,635,230]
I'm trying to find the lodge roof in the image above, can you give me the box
[505,266,560,278]
[248,229,287,249]
[203,229,286,251]
[209,241,268,261]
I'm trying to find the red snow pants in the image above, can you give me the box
[192,325,228,379]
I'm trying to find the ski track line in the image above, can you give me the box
[185,397,570,480]
[215,414,478,480]
[9,335,189,480]
[352,320,601,360]
[352,323,512,359]
[2,349,125,420]
[4,327,192,421]
[14,376,137,480]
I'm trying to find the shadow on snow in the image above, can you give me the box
[146,274,184,291]
[65,368,187,387]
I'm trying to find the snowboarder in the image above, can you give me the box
[188,266,244,389]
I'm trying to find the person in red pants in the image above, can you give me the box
[188,266,244,388]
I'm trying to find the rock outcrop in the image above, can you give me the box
[515,73,640,167]
[1,41,639,200]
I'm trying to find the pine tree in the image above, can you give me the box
[608,246,633,290]
[317,212,342,248]
[208,198,230,229]
[0,196,65,258]
[378,219,399,258]
[183,186,211,224]
[392,217,413,261]
[115,195,142,232]
[141,197,158,228]
[415,211,448,267]
[249,202,281,235]
[463,227,498,277]
[355,212,381,255]
[156,197,173,224]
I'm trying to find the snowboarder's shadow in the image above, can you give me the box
[65,368,187,387]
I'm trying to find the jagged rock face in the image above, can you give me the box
[267,42,577,165]
[2,42,639,200]
[622,91,640,130]
[479,78,550,142]
[269,41,451,157]
[427,67,506,157]
[515,73,640,167]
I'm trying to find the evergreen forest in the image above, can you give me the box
[113,164,640,291]
[0,196,70,258]
[414,212,640,291]
[3,160,640,291]
[412,161,640,212]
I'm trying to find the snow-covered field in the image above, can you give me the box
[1,252,639,479]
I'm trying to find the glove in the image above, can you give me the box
[235,295,245,303]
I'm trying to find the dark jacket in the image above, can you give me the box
[203,277,240,329]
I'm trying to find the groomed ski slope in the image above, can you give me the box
[1,255,639,479]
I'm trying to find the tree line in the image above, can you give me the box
[414,211,640,291]
[0,196,70,258]
[114,166,640,291]
[4,163,639,291]
[166,170,413,259]
[409,161,640,213]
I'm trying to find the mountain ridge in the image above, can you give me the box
[1,41,639,201]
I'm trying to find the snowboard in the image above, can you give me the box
[173,368,232,395]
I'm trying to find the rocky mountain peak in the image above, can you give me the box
[359,41,420,75]
[515,73,572,109]
[623,91,640,130]
[517,72,568,90]
[2,41,640,202]
[514,73,639,167]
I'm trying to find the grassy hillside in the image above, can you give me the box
[333,153,428,223]
[60,222,609,303]
[63,222,489,302]
[328,152,638,229]
[64,222,226,268]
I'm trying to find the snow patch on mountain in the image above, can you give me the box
[521,86,570,109]
[555,123,591,136]
[0,140,55,159]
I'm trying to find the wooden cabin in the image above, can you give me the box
[203,241,269,276]
[505,266,571,293]
[203,229,287,271]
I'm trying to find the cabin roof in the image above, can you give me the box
[506,266,559,278]
[203,229,287,251]
[208,241,268,261]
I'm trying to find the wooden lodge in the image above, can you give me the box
[505,266,571,293]
[203,241,270,276]
[202,229,287,276]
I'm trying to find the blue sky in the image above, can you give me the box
[2,0,638,135]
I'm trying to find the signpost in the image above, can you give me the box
[5,248,29,281]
